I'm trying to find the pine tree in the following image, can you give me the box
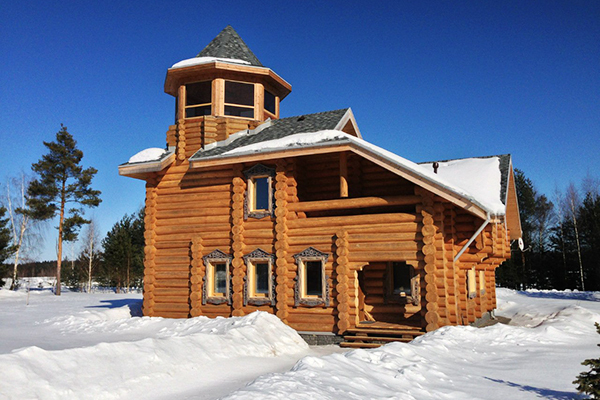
[24,125,101,295]
[0,206,16,287]
[574,323,600,399]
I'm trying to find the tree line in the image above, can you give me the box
[497,170,600,291]
[0,125,145,293]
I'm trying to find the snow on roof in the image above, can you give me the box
[170,56,251,69]
[128,148,167,164]
[219,130,506,216]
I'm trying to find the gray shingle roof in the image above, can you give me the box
[197,25,263,67]
[190,108,350,160]
[419,154,512,205]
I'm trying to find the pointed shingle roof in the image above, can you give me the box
[197,25,263,67]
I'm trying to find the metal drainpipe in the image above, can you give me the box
[453,213,491,263]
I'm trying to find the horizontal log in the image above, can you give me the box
[349,242,419,252]
[155,189,232,203]
[287,195,420,213]
[154,288,191,297]
[287,213,417,229]
[152,303,190,313]
[286,223,420,237]
[350,251,421,262]
[151,311,190,319]
[153,295,190,304]
[288,322,335,333]
[155,215,230,227]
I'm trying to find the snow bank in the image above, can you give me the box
[171,56,251,69]
[224,294,600,400]
[0,311,307,399]
[128,148,166,163]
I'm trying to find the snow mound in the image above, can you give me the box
[0,311,307,399]
[128,148,166,163]
[0,289,25,299]
[171,56,251,69]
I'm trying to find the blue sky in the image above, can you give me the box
[1,1,598,261]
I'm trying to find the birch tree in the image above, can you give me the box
[80,219,101,292]
[565,183,585,290]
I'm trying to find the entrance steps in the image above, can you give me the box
[340,322,425,349]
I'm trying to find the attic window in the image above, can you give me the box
[185,81,212,118]
[244,164,275,219]
[225,81,254,118]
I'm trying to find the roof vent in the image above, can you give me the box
[433,162,439,174]
[297,116,305,122]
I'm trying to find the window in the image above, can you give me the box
[264,90,276,114]
[244,164,275,219]
[293,247,330,307]
[202,249,232,305]
[224,81,254,118]
[185,81,212,118]
[243,248,275,306]
[467,267,477,299]
[385,262,420,306]
[479,270,486,295]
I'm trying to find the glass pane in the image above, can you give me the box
[305,261,322,296]
[224,105,254,118]
[392,262,411,294]
[186,105,211,118]
[225,81,254,106]
[254,263,269,294]
[253,177,269,210]
[214,263,227,294]
[264,90,276,114]
[186,81,211,105]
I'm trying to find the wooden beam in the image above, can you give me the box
[287,195,420,213]
[340,152,348,198]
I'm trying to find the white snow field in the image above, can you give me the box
[0,287,598,400]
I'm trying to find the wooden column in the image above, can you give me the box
[142,177,158,316]
[433,202,446,326]
[335,230,350,333]
[231,170,246,317]
[176,118,186,162]
[177,85,186,121]
[444,205,459,325]
[274,160,289,323]
[190,236,204,317]
[339,152,348,198]
[416,187,440,332]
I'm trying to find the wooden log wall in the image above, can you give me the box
[335,230,350,333]
[274,160,290,322]
[142,176,158,316]
[231,170,246,317]
[417,188,440,332]
[190,237,203,317]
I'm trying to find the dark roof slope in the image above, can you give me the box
[190,108,349,160]
[419,154,512,205]
[197,25,263,67]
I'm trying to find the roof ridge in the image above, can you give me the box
[277,108,350,122]
[196,25,263,67]
[418,154,510,165]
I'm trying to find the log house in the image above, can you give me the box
[120,26,522,346]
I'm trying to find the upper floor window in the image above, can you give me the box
[264,90,276,115]
[293,247,330,307]
[225,81,254,118]
[243,248,275,306]
[185,81,212,118]
[244,164,275,219]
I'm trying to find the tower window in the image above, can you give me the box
[264,90,276,114]
[185,81,212,118]
[225,81,254,118]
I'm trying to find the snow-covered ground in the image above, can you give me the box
[0,287,598,399]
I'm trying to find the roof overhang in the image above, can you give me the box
[189,140,491,221]
[164,61,292,99]
[118,151,176,180]
[504,163,522,240]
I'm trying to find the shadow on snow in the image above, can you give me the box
[86,298,143,317]
[484,377,584,399]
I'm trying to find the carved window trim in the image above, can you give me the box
[243,248,275,307]
[293,247,330,307]
[243,164,276,220]
[202,249,233,305]
[384,261,420,306]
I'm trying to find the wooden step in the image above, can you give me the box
[339,342,383,349]
[346,328,425,336]
[343,335,413,343]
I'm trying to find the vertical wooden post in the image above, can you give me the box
[177,85,186,121]
[274,160,289,323]
[231,169,246,317]
[255,83,264,121]
[142,176,158,317]
[340,152,348,198]
[190,236,204,317]
[335,230,350,333]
